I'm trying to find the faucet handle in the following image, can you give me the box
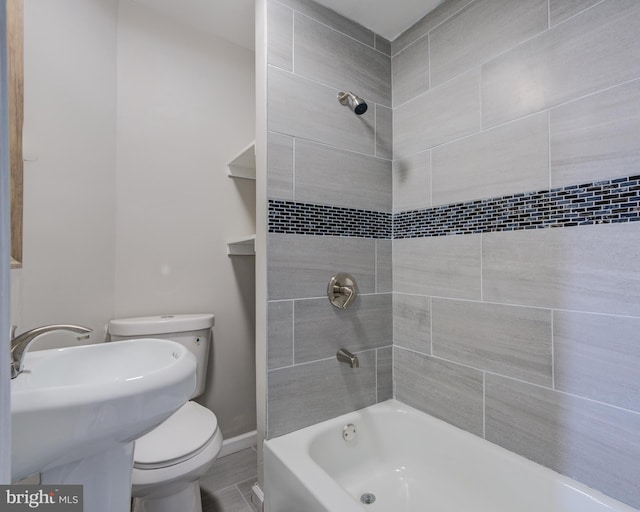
[10,325,17,339]
[328,273,359,309]
[10,324,93,379]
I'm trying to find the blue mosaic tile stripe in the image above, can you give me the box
[269,200,392,239]
[268,175,640,240]
[394,175,640,239]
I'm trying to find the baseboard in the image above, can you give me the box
[250,482,264,512]
[218,429,257,458]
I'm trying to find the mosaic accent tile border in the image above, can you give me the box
[268,200,392,239]
[268,175,640,240]
[394,175,640,239]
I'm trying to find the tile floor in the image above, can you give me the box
[19,448,260,512]
[199,447,259,512]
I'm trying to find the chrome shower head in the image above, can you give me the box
[338,91,368,115]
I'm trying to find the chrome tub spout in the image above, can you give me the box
[336,348,359,368]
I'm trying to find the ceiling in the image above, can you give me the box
[313,0,444,41]
[132,0,445,51]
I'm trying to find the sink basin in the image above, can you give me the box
[11,338,196,511]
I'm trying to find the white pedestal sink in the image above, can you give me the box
[11,338,197,512]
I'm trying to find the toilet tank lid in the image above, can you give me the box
[109,314,214,336]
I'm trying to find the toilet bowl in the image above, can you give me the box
[108,314,222,512]
[131,402,223,512]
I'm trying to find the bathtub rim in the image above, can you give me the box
[264,398,639,512]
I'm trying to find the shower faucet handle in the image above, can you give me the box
[327,273,359,309]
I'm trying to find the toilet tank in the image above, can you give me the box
[108,314,214,399]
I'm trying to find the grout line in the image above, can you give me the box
[396,345,526,382]
[549,0,608,28]
[479,234,483,302]
[394,346,640,417]
[395,0,615,117]
[552,75,640,115]
[392,66,472,111]
[267,63,295,73]
[291,4,295,73]
[547,109,552,189]
[267,64,392,112]
[550,309,555,389]
[433,20,553,94]
[390,0,474,58]
[399,72,640,127]
[268,125,392,162]
[390,47,396,110]
[375,348,378,402]
[208,480,255,497]
[428,149,433,207]
[420,106,547,155]
[291,300,295,366]
[427,33,432,91]
[395,11,552,114]
[374,104,378,158]
[482,372,486,439]
[374,240,379,293]
[236,482,254,511]
[429,296,433,356]
[394,32,429,61]
[291,137,296,200]
[290,8,389,57]
[479,58,483,131]
[272,292,391,303]
[549,307,640,320]
[208,483,240,494]
[391,338,395,399]
[268,346,388,372]
[386,292,640,321]
[265,370,269,439]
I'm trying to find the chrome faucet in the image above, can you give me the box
[336,348,359,368]
[10,324,93,379]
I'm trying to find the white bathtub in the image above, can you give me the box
[264,399,638,512]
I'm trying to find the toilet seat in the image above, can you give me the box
[134,401,219,469]
[131,403,223,497]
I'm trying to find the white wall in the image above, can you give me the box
[12,0,118,342]
[115,0,256,438]
[1,0,12,483]
[11,0,256,441]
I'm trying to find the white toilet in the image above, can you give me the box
[108,314,223,512]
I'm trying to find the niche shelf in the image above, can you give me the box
[227,141,256,180]
[227,235,256,256]
[226,141,256,256]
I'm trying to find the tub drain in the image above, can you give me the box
[360,493,376,505]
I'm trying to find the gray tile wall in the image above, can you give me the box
[391,0,640,508]
[265,0,392,439]
[430,111,549,205]
[392,152,430,212]
[293,140,391,211]
[263,0,640,507]
[483,0,640,128]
